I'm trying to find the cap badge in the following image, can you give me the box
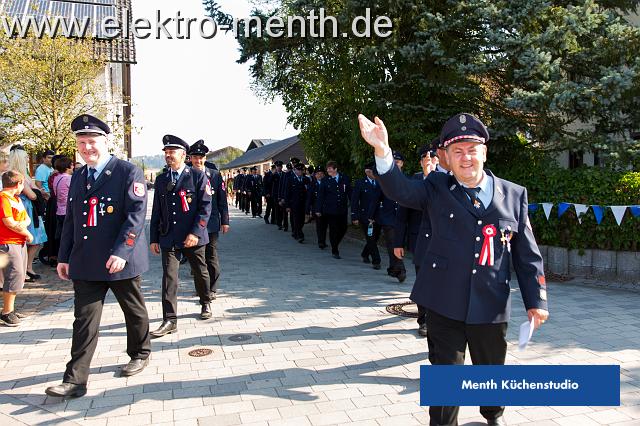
[459,115,467,124]
[83,116,89,123]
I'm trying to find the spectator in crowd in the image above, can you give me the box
[52,157,73,263]
[73,162,83,173]
[8,146,47,281]
[0,170,33,327]
[34,149,55,200]
[0,153,8,189]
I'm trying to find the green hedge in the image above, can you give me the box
[487,143,640,251]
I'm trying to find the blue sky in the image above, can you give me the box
[130,0,295,156]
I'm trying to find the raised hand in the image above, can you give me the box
[358,114,390,157]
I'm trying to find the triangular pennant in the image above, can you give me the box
[558,202,571,218]
[574,204,589,224]
[630,206,640,218]
[610,206,627,226]
[542,203,553,220]
[591,205,604,224]
[528,203,539,212]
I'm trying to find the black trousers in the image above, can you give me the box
[234,191,240,207]
[205,232,220,293]
[161,245,211,322]
[426,309,507,426]
[325,212,347,255]
[315,214,327,246]
[381,225,406,274]
[359,221,381,265]
[275,202,288,229]
[290,207,305,240]
[250,195,261,217]
[265,196,274,222]
[415,265,428,326]
[63,276,150,385]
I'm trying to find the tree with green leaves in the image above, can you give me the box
[204,0,640,173]
[0,31,108,156]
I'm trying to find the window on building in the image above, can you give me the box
[569,151,584,169]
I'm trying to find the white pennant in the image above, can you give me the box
[573,204,589,224]
[542,203,553,220]
[610,206,627,226]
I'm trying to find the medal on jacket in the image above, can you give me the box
[500,228,513,253]
[87,197,99,227]
[479,224,496,266]
[180,190,190,212]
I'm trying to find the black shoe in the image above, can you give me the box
[418,323,428,337]
[283,228,288,232]
[397,271,407,283]
[26,271,41,280]
[487,417,507,426]
[373,263,381,270]
[332,253,341,259]
[121,358,149,377]
[298,239,304,244]
[264,218,270,224]
[201,303,212,319]
[45,383,87,398]
[362,257,370,264]
[387,268,398,277]
[25,277,35,283]
[150,321,177,338]
[0,312,20,327]
[318,243,327,249]
[278,226,283,230]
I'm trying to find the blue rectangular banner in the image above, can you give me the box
[420,365,619,406]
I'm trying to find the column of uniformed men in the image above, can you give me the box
[44,111,550,426]
[44,115,229,398]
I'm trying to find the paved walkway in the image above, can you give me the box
[1,199,639,426]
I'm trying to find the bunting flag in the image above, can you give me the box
[574,204,589,224]
[557,202,572,218]
[591,205,604,224]
[610,206,627,226]
[531,202,640,226]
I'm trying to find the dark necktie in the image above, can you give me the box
[463,187,485,213]
[88,168,96,186]
[172,171,178,183]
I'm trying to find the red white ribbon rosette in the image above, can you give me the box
[87,197,98,227]
[479,224,497,266]
[180,190,190,212]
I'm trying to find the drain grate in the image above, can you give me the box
[188,348,213,357]
[228,334,252,342]
[386,301,419,318]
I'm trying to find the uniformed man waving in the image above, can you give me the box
[46,114,151,398]
[359,113,549,426]
[150,135,212,338]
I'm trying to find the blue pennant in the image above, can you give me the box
[558,202,571,218]
[591,205,604,224]
[630,206,640,218]
[528,203,539,212]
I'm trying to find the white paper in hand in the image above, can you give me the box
[518,318,535,350]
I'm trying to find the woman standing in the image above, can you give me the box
[8,146,48,282]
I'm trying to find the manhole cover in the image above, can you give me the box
[386,301,419,318]
[228,334,252,342]
[188,348,213,357]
